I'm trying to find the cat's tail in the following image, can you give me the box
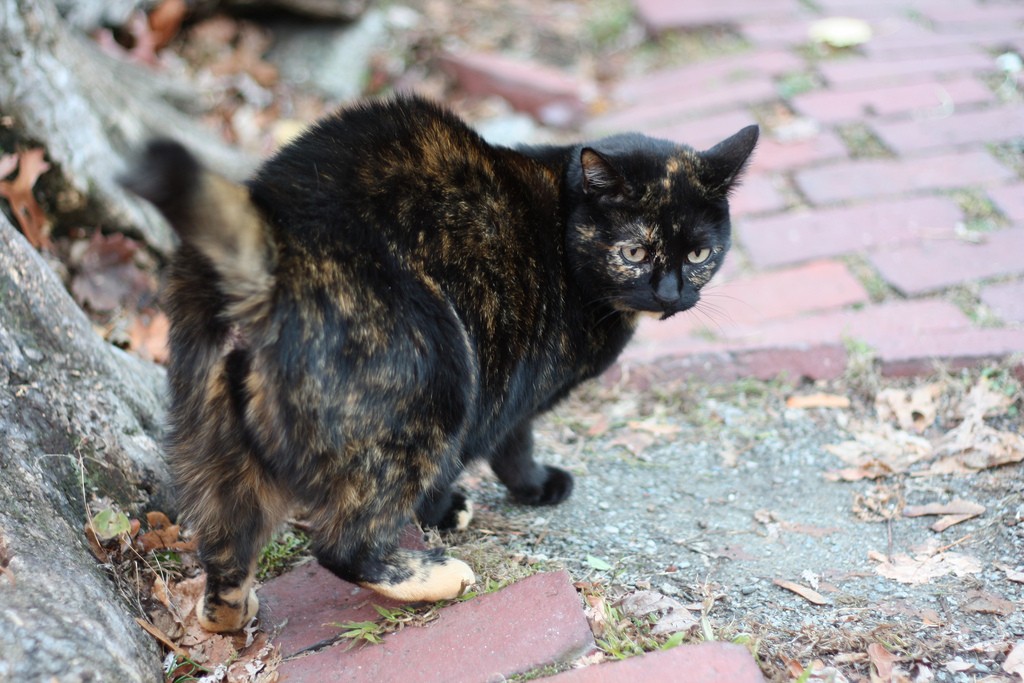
[122,140,275,324]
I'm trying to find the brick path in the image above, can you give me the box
[274,0,1023,679]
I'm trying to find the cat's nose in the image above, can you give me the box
[655,270,681,304]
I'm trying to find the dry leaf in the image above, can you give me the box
[875,383,942,433]
[869,545,982,585]
[903,500,985,517]
[1004,641,1024,678]
[626,418,681,437]
[903,499,985,532]
[824,423,932,481]
[955,377,1014,420]
[961,590,1015,616]
[995,563,1024,584]
[868,642,899,682]
[69,232,157,313]
[650,606,698,635]
[853,484,904,522]
[148,0,186,49]
[618,590,698,635]
[922,417,1024,476]
[773,578,827,605]
[786,393,851,409]
[0,148,51,248]
[128,310,170,363]
[583,593,607,638]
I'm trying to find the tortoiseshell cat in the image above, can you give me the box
[125,95,757,632]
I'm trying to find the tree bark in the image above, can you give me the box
[1,0,258,258]
[0,211,172,680]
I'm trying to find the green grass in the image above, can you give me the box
[256,528,311,581]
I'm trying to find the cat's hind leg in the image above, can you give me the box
[307,452,475,602]
[489,421,574,506]
[170,355,288,632]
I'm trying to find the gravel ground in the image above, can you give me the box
[452,371,1024,682]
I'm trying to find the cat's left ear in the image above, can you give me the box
[700,125,760,197]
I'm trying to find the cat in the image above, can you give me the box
[124,94,757,632]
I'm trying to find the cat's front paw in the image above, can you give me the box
[511,465,573,506]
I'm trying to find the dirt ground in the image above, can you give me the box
[449,364,1024,682]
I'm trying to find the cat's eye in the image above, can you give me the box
[687,248,711,264]
[620,245,648,264]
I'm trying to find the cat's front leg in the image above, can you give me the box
[489,421,573,506]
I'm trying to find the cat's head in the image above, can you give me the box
[566,126,758,319]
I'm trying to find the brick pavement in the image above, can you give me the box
[274,0,1023,680]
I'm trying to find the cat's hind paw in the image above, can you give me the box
[196,585,259,633]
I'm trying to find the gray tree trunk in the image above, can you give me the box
[0,213,171,681]
[0,0,257,258]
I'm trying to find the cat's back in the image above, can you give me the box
[248,96,550,252]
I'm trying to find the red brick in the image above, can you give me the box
[873,106,1024,154]
[736,195,963,268]
[748,130,848,174]
[865,21,1024,59]
[613,50,802,104]
[981,279,1024,324]
[438,51,588,127]
[612,341,847,386]
[624,260,869,362]
[795,151,1015,205]
[647,109,760,151]
[988,183,1024,224]
[590,78,777,135]
[632,0,798,33]
[730,173,788,217]
[720,299,973,348]
[735,343,847,381]
[278,571,595,683]
[818,51,995,88]
[790,76,996,124]
[869,227,1024,295]
[544,642,764,683]
[260,527,428,656]
[738,17,817,49]
[878,328,1024,377]
[918,3,1024,30]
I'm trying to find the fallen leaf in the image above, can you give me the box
[961,590,1015,616]
[875,383,943,433]
[1004,641,1024,678]
[128,310,170,364]
[853,484,904,522]
[903,499,985,532]
[650,606,698,635]
[786,393,851,409]
[955,377,1015,420]
[584,593,607,638]
[995,563,1024,583]
[147,0,186,50]
[626,418,681,437]
[584,554,612,571]
[69,232,157,312]
[773,578,828,605]
[809,16,872,48]
[91,508,132,541]
[903,500,985,517]
[868,642,899,682]
[869,545,983,585]
[618,589,698,635]
[619,590,684,618]
[922,418,1024,476]
[824,423,933,481]
[0,148,51,248]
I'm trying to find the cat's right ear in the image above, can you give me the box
[580,148,630,199]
